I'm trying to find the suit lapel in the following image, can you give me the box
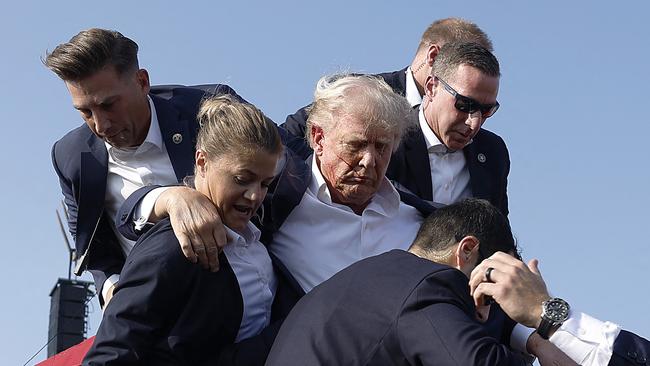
[153,94,196,182]
[76,134,108,263]
[403,110,433,200]
[464,139,493,201]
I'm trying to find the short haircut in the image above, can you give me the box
[410,198,518,262]
[418,17,493,53]
[306,74,412,152]
[431,41,500,83]
[196,95,282,160]
[43,28,139,81]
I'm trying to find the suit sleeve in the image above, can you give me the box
[52,142,123,301]
[397,275,528,366]
[500,140,510,217]
[51,141,79,240]
[609,330,650,366]
[82,232,193,365]
[281,104,310,139]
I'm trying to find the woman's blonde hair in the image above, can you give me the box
[196,95,282,159]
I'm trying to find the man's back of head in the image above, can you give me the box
[410,198,517,266]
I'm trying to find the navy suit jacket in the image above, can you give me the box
[281,67,408,143]
[83,219,293,366]
[609,330,650,366]
[386,108,510,215]
[267,249,527,366]
[51,84,242,303]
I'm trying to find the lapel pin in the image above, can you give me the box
[172,133,183,144]
[477,153,486,163]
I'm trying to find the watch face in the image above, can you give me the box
[543,298,570,322]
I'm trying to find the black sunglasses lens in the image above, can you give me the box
[454,95,476,113]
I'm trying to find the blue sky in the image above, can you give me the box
[2,1,649,364]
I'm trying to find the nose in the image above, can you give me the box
[464,112,483,132]
[358,147,378,169]
[244,184,265,203]
[93,111,112,136]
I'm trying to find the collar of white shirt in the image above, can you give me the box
[418,105,473,154]
[308,155,400,217]
[105,95,164,159]
[224,221,262,248]
[405,67,423,107]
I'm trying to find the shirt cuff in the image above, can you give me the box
[101,274,120,305]
[549,310,621,366]
[511,323,535,353]
[134,187,171,231]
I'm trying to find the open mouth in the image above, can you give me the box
[233,204,253,217]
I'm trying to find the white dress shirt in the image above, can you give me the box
[418,107,472,205]
[223,222,277,342]
[270,156,423,293]
[404,67,423,107]
[510,309,621,366]
[102,96,178,299]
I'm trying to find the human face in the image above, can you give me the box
[65,66,151,148]
[195,149,279,233]
[312,114,395,214]
[423,64,499,151]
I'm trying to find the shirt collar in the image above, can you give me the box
[405,67,423,107]
[308,155,401,217]
[105,95,164,156]
[225,221,261,247]
[418,105,472,154]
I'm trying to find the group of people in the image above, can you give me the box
[45,18,648,366]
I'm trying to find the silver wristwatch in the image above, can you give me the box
[537,297,570,339]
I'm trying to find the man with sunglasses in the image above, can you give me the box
[386,41,510,215]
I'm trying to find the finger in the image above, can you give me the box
[472,282,498,307]
[192,238,210,270]
[178,232,198,263]
[206,231,220,272]
[528,258,541,275]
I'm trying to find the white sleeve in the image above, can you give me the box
[133,187,172,231]
[549,310,621,366]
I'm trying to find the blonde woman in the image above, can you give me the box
[84,95,288,366]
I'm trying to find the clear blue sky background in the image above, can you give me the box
[2,1,649,364]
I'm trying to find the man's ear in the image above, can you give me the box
[311,125,325,156]
[135,68,151,94]
[195,149,208,177]
[424,75,437,99]
[456,236,480,270]
[426,44,441,66]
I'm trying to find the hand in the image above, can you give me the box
[469,252,550,328]
[103,282,116,308]
[526,332,579,366]
[154,186,227,271]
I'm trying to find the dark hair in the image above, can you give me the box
[431,41,500,82]
[410,198,518,262]
[418,18,493,53]
[43,28,139,81]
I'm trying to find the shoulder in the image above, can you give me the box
[126,219,190,271]
[52,124,94,173]
[474,128,508,150]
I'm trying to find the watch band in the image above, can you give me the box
[536,318,554,339]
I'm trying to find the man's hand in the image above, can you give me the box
[103,282,116,308]
[469,252,550,328]
[153,186,227,271]
[527,333,579,366]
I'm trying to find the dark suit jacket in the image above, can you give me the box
[266,249,527,366]
[386,108,510,215]
[51,84,242,303]
[281,67,408,144]
[609,330,650,366]
[83,219,293,366]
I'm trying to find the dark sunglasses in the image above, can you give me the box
[435,76,500,118]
